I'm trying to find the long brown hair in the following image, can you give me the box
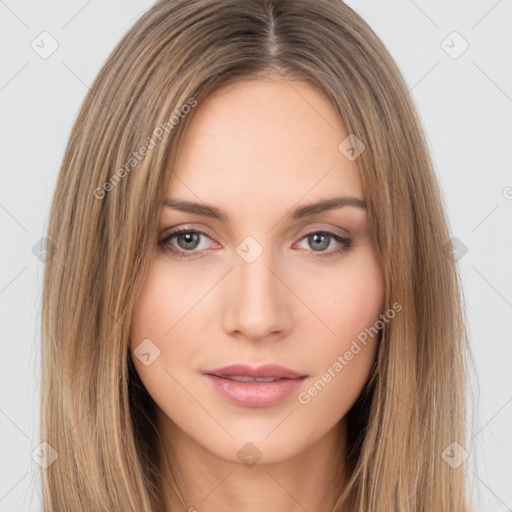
[41,0,473,510]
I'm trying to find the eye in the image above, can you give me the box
[158,228,215,260]
[158,228,353,261]
[294,231,353,257]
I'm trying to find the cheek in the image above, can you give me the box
[129,259,190,378]
[128,259,203,426]
[295,247,384,411]
[307,244,385,347]
[130,257,197,347]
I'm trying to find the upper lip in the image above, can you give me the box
[204,364,307,379]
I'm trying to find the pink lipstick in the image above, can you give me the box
[203,363,307,408]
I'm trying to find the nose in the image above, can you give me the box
[221,244,293,342]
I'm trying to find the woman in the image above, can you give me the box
[40,0,472,510]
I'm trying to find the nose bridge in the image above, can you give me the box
[221,236,290,338]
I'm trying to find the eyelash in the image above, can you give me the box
[158,228,353,261]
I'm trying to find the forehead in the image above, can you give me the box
[166,77,364,213]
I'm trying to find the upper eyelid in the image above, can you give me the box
[161,227,215,242]
[160,221,351,239]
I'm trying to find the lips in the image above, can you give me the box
[203,363,307,380]
[203,364,307,408]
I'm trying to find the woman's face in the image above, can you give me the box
[130,75,385,466]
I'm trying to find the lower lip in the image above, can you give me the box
[204,374,306,408]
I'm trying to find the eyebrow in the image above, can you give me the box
[163,196,366,222]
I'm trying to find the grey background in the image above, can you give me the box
[1,0,511,510]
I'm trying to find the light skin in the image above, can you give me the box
[129,73,385,512]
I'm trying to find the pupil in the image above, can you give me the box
[179,233,199,250]
[310,233,329,251]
